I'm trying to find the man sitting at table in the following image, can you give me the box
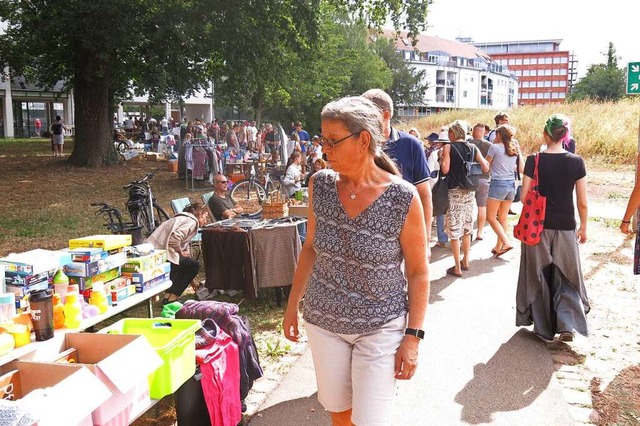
[208,174,244,221]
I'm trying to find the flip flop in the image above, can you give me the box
[475,236,483,241]
[491,248,498,255]
[497,246,514,257]
[461,263,469,271]
[446,266,462,277]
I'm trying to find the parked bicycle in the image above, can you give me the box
[230,161,287,215]
[123,168,170,236]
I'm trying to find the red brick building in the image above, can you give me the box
[472,39,574,105]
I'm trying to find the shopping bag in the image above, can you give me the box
[514,154,546,245]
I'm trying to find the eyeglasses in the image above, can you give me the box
[216,180,228,184]
[318,132,359,148]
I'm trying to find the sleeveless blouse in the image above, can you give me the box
[303,170,414,334]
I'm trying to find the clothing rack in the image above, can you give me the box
[184,141,222,191]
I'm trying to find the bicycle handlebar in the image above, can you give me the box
[123,168,159,188]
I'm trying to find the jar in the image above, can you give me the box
[0,293,16,324]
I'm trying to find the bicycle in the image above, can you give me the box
[230,161,287,215]
[123,168,170,236]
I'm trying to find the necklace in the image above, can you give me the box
[343,169,381,200]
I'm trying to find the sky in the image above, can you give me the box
[424,0,639,79]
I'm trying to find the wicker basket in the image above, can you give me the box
[262,191,289,219]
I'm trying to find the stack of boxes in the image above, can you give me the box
[67,235,134,304]
[121,250,170,293]
[0,249,73,311]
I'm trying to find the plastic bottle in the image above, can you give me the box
[63,292,83,329]
[89,282,109,315]
[52,293,65,329]
[53,269,69,303]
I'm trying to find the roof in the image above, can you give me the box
[473,39,563,47]
[383,30,492,61]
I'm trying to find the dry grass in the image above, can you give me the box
[399,97,640,163]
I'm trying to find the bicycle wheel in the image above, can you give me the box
[117,142,128,153]
[266,178,286,200]
[153,202,170,227]
[230,179,266,215]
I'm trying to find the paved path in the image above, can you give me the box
[249,203,623,425]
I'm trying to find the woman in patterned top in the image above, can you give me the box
[283,96,429,426]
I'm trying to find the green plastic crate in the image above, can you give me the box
[104,318,201,399]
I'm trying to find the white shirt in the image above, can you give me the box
[283,164,302,197]
[247,126,257,142]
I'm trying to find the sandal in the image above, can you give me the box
[491,248,498,255]
[496,246,514,257]
[461,263,469,271]
[558,332,574,342]
[446,266,462,277]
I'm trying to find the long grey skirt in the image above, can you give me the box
[516,229,590,340]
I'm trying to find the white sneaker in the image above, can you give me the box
[196,285,210,301]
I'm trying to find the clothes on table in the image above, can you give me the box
[201,228,256,299]
[177,300,264,401]
[250,225,302,288]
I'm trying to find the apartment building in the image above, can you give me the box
[473,39,575,105]
[388,32,518,118]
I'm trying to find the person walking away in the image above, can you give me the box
[283,96,429,426]
[34,118,42,137]
[485,125,523,256]
[50,116,66,157]
[362,89,433,258]
[146,203,209,305]
[439,121,489,277]
[469,123,492,241]
[516,114,589,343]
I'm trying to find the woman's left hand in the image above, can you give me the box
[394,336,420,380]
[576,225,588,244]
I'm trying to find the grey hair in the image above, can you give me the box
[362,88,394,118]
[321,96,400,176]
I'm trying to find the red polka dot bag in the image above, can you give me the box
[514,154,546,245]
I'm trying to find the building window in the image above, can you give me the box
[552,92,559,99]
[553,57,562,64]
[560,57,568,64]
[530,58,538,65]
[552,69,560,76]
[560,80,567,87]
[515,58,522,65]
[463,90,468,98]
[560,69,567,75]
[523,58,530,65]
[537,93,545,99]
[522,70,530,76]
[515,70,522,76]
[508,58,516,65]
[552,81,559,87]
[544,81,551,87]
[545,57,553,64]
[559,92,566,99]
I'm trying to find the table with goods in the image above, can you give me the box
[0,233,256,425]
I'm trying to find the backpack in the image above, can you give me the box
[450,142,482,190]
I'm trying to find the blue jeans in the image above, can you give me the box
[436,214,448,243]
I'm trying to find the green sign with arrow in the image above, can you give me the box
[627,62,640,94]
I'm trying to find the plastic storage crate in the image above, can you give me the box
[103,318,201,399]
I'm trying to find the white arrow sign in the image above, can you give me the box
[633,65,640,73]
[632,83,639,91]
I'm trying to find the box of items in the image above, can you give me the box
[66,248,108,263]
[36,333,163,426]
[0,250,72,276]
[63,252,127,277]
[135,272,170,293]
[0,361,112,426]
[68,235,132,251]
[122,262,171,284]
[121,250,167,273]
[69,267,120,292]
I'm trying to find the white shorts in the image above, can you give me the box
[305,315,406,426]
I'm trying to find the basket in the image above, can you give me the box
[102,318,201,399]
[262,190,289,219]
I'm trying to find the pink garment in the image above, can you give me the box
[192,147,208,180]
[196,327,242,426]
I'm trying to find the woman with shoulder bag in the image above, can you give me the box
[440,121,489,277]
[516,114,589,343]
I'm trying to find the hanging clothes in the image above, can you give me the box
[192,146,208,180]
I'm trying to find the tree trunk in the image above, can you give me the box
[254,89,264,129]
[68,50,114,168]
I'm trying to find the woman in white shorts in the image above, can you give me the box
[283,96,429,426]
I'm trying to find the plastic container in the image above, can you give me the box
[104,318,201,399]
[52,293,65,329]
[53,269,70,303]
[28,288,54,341]
[0,293,16,323]
[63,292,83,329]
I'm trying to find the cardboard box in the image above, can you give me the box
[69,267,120,292]
[0,249,72,276]
[0,361,112,426]
[4,268,55,287]
[121,250,168,273]
[65,247,108,263]
[63,252,127,277]
[135,272,170,293]
[167,159,178,172]
[38,333,163,426]
[68,235,132,251]
[121,150,140,161]
[110,284,137,304]
[122,262,171,284]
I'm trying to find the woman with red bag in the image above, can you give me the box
[516,114,589,343]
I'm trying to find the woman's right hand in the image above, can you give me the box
[620,221,632,235]
[283,307,301,342]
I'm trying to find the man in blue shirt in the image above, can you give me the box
[363,89,433,258]
[294,121,310,143]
